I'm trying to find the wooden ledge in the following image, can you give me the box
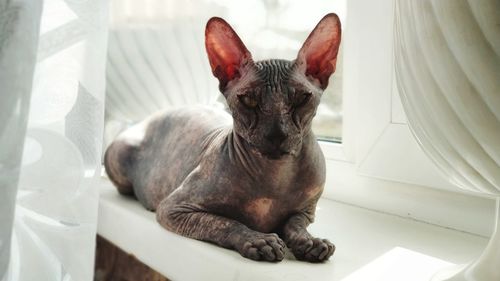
[95,235,169,281]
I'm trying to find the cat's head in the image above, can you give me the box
[205,14,341,159]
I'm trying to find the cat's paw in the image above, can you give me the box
[237,233,286,262]
[288,236,335,263]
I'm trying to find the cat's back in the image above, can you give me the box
[142,105,231,147]
[129,105,232,209]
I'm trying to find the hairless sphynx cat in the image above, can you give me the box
[104,13,341,263]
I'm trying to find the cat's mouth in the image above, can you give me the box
[244,139,296,160]
[263,150,291,160]
[249,145,292,160]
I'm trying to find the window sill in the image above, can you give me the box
[97,179,487,281]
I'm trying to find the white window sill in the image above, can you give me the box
[97,179,487,281]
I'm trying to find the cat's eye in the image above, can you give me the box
[296,92,312,107]
[239,95,258,108]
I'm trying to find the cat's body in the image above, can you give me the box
[105,104,325,233]
[105,15,341,262]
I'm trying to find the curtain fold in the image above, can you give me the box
[1,0,108,280]
[394,0,500,196]
[0,0,43,279]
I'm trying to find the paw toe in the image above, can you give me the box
[291,237,335,263]
[246,247,260,260]
[260,245,276,261]
[239,233,285,262]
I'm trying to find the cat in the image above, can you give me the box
[104,13,341,263]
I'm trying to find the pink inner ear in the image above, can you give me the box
[297,14,342,89]
[205,18,252,88]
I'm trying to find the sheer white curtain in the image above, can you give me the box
[0,0,43,279]
[394,0,499,280]
[0,0,108,280]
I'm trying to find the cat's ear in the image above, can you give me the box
[296,13,342,90]
[205,17,253,91]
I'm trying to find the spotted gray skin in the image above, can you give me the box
[104,14,341,263]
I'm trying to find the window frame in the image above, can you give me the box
[319,0,452,188]
[317,0,495,237]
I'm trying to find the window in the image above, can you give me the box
[105,0,346,144]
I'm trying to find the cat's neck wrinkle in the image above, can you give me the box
[228,131,261,177]
[228,131,303,179]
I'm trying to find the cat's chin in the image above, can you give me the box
[244,140,297,160]
[261,150,295,160]
[263,152,292,160]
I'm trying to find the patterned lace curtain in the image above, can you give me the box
[0,0,108,280]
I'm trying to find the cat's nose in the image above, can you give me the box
[265,129,288,146]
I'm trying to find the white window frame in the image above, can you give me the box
[318,0,495,237]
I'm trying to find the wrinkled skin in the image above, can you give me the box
[104,14,341,263]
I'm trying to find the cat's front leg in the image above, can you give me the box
[156,199,285,262]
[282,210,335,263]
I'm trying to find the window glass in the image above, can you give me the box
[106,0,345,143]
